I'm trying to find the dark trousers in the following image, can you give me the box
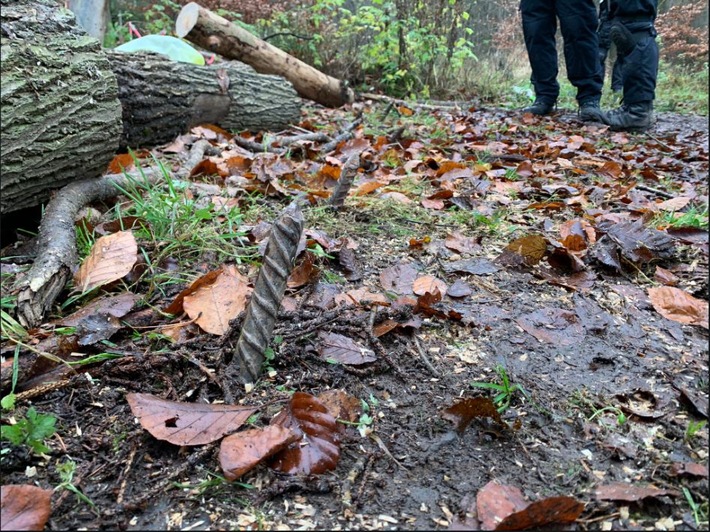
[520,0,603,104]
[608,0,659,105]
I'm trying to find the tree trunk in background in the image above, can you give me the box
[107,50,301,150]
[68,0,111,42]
[0,0,123,215]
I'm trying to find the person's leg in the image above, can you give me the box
[557,0,604,120]
[520,0,558,114]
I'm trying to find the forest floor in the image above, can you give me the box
[1,101,708,531]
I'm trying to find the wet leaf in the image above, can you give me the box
[412,275,448,297]
[653,266,679,286]
[476,481,528,531]
[380,262,419,294]
[219,425,300,481]
[74,231,138,292]
[594,482,680,502]
[603,220,675,264]
[317,332,377,365]
[126,393,257,446]
[648,286,709,328]
[496,235,547,268]
[669,462,709,478]
[444,258,499,276]
[61,293,138,327]
[182,265,252,335]
[442,397,504,434]
[495,496,585,530]
[0,484,52,531]
[269,392,341,475]
[337,247,363,281]
[515,308,584,345]
[448,279,473,298]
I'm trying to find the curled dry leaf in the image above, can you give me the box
[495,496,585,530]
[126,393,258,446]
[74,231,138,292]
[219,425,300,481]
[163,269,223,315]
[648,286,709,328]
[287,251,320,288]
[0,484,53,531]
[269,392,341,475]
[317,331,377,365]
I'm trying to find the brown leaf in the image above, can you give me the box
[219,425,300,481]
[126,393,257,446]
[317,332,377,365]
[495,496,585,530]
[61,293,139,327]
[0,485,52,531]
[669,462,709,478]
[107,153,136,174]
[476,481,528,531]
[444,258,499,276]
[379,262,419,294]
[412,275,448,297]
[317,389,362,423]
[74,231,138,292]
[183,265,252,335]
[559,219,595,251]
[594,482,680,502]
[654,266,679,286]
[515,308,584,345]
[334,287,389,307]
[603,220,675,264]
[648,286,709,328]
[337,247,363,281]
[287,251,320,288]
[445,231,481,254]
[442,397,504,434]
[269,392,341,475]
[497,235,547,268]
[163,269,223,315]
[448,279,473,298]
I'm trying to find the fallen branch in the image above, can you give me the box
[321,116,363,154]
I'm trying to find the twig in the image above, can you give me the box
[412,335,441,377]
[262,31,314,42]
[635,183,675,200]
[320,117,363,154]
[232,135,283,154]
[274,132,332,146]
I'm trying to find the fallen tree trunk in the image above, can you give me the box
[1,0,302,215]
[0,0,123,215]
[176,2,354,108]
[107,51,301,150]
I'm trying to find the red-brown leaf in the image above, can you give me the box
[219,425,300,481]
[126,393,258,446]
[648,286,709,328]
[0,485,52,531]
[495,496,585,530]
[269,392,341,475]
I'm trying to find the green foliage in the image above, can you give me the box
[471,365,530,413]
[55,460,96,509]
[683,487,709,528]
[652,204,709,230]
[1,407,57,455]
[258,0,476,97]
[685,419,707,441]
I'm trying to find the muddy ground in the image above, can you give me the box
[1,106,708,531]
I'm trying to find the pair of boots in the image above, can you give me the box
[522,99,653,131]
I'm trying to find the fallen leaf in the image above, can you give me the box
[317,389,362,423]
[0,485,52,531]
[317,332,377,365]
[496,235,547,268]
[653,266,679,286]
[126,393,257,446]
[287,251,320,288]
[515,307,584,345]
[269,392,341,475]
[219,425,300,481]
[648,286,709,328]
[444,258,499,275]
[413,275,448,297]
[183,265,252,335]
[74,231,138,292]
[334,287,389,307]
[164,269,224,315]
[442,397,504,434]
[594,482,680,502]
[669,462,709,478]
[380,262,419,294]
[495,496,585,530]
[337,247,363,281]
[601,220,675,264]
[107,153,136,174]
[445,231,481,254]
[447,279,473,298]
[476,481,528,531]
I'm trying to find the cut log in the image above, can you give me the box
[107,50,301,150]
[0,0,123,215]
[176,2,354,108]
[1,0,302,215]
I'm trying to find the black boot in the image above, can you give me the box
[522,100,555,116]
[578,99,604,122]
[604,102,654,131]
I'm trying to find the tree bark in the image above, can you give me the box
[0,0,123,215]
[176,2,354,108]
[107,50,301,150]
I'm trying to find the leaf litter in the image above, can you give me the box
[1,102,708,531]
